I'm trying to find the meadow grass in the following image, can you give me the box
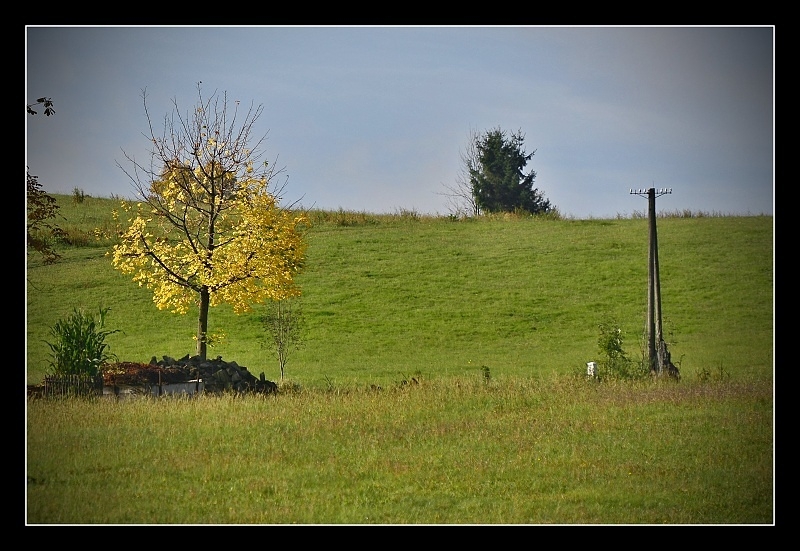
[25,195,774,524]
[27,375,772,524]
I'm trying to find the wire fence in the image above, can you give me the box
[41,374,104,398]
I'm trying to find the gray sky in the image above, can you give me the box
[25,26,774,218]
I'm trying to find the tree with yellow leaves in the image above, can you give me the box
[113,84,307,360]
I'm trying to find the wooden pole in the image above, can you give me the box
[632,187,672,375]
[647,188,657,374]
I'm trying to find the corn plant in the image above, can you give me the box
[45,306,119,377]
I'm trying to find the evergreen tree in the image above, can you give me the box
[469,127,552,214]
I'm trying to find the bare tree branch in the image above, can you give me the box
[438,127,481,217]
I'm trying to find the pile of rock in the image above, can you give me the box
[106,355,278,395]
[151,354,279,394]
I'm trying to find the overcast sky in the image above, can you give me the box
[25,26,774,218]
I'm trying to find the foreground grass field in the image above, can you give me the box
[25,195,774,524]
[27,376,772,524]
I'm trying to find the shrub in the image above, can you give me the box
[45,307,120,377]
[594,320,649,381]
[72,187,86,204]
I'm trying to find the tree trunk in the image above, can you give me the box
[197,286,210,360]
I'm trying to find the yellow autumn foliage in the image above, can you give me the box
[110,168,307,316]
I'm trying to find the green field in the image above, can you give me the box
[26,196,773,387]
[26,195,774,524]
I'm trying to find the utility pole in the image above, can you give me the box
[630,187,679,378]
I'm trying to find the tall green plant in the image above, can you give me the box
[45,307,120,377]
[595,320,648,381]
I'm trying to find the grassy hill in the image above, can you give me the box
[26,195,774,388]
[25,194,775,524]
